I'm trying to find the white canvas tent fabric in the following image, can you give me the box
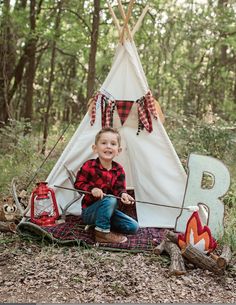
[46,40,187,228]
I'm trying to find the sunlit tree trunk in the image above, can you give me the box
[215,0,228,110]
[0,0,15,126]
[41,0,63,155]
[22,0,37,123]
[234,72,236,104]
[86,0,100,100]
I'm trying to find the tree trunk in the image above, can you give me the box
[86,0,100,100]
[22,0,37,123]
[215,0,228,106]
[234,71,236,104]
[0,0,15,126]
[62,58,77,122]
[41,0,63,154]
[1,0,42,124]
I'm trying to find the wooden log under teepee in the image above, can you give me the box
[181,244,225,275]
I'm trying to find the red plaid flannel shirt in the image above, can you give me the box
[74,158,127,209]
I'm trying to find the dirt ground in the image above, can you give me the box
[0,232,235,304]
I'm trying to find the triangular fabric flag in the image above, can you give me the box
[116,100,133,125]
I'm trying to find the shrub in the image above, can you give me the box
[165,113,236,250]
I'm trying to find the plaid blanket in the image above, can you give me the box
[17,202,166,252]
[17,215,166,252]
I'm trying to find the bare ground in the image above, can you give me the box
[0,232,235,304]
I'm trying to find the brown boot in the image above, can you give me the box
[95,230,127,243]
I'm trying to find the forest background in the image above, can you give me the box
[0,0,235,248]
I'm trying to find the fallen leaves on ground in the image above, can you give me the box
[0,233,235,303]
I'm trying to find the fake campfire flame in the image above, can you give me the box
[178,212,217,254]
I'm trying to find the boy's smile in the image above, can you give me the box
[92,131,122,169]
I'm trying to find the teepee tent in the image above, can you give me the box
[46,1,187,228]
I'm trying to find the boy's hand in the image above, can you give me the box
[91,188,104,199]
[121,193,134,205]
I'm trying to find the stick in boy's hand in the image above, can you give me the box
[121,192,135,205]
[91,187,104,199]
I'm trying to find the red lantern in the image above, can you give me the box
[30,182,59,226]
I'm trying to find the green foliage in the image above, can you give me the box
[0,119,32,154]
[219,203,236,251]
[165,114,236,250]
[1,0,235,123]
[0,119,40,193]
[224,181,236,209]
[0,119,73,194]
[165,113,236,165]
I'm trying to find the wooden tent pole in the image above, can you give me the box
[117,0,132,41]
[107,1,121,35]
[131,4,149,37]
[119,0,135,43]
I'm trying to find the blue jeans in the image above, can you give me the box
[82,196,139,234]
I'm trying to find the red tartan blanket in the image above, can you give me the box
[17,198,168,252]
[17,215,166,252]
[17,203,166,252]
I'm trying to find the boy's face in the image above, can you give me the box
[92,132,121,163]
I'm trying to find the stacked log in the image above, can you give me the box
[0,221,16,233]
[154,232,186,276]
[154,229,232,276]
[181,244,224,275]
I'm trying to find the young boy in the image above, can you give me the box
[74,127,139,243]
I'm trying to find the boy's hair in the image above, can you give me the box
[95,127,121,146]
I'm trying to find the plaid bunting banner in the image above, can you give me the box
[101,95,106,127]
[137,96,153,133]
[145,91,158,119]
[90,93,99,126]
[104,100,113,127]
[116,100,133,125]
[89,93,112,127]
[90,91,158,132]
